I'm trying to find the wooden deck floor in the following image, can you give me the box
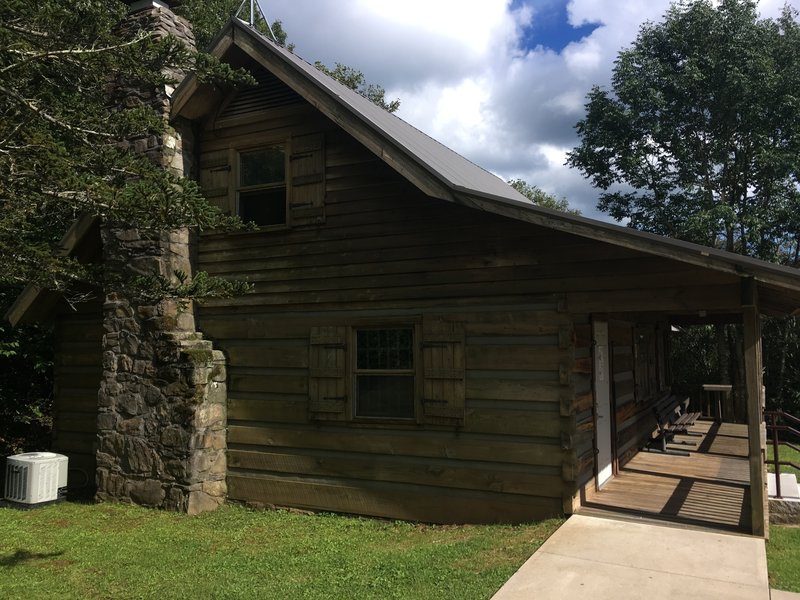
[580,421,751,533]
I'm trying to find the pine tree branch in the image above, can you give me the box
[0,84,113,140]
[1,32,153,75]
[1,22,52,39]
[0,120,26,150]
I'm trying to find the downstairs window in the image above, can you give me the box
[354,327,415,419]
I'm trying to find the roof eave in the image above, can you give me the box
[5,285,46,326]
[455,189,800,296]
[5,214,99,326]
[171,19,238,122]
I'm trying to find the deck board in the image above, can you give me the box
[580,421,751,532]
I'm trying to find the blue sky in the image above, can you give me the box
[512,0,600,52]
[254,0,795,219]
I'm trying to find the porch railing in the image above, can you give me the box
[765,409,800,499]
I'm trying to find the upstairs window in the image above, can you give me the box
[237,146,286,227]
[354,328,415,419]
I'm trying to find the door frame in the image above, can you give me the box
[592,317,616,489]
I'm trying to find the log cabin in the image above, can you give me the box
[6,4,800,535]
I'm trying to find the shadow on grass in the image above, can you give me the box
[0,549,65,567]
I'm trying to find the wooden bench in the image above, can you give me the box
[646,394,700,455]
[675,397,702,431]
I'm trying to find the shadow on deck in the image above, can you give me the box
[579,421,751,534]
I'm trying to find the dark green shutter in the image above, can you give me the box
[289,133,325,226]
[421,316,465,425]
[198,149,232,213]
[309,326,347,420]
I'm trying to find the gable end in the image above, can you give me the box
[217,67,304,124]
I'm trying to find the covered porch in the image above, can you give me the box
[580,421,751,533]
[574,266,788,537]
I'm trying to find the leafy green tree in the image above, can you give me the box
[763,316,800,413]
[567,0,800,412]
[0,286,53,457]
[314,62,400,113]
[508,179,580,215]
[567,0,800,262]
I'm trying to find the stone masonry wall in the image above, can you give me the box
[770,498,800,525]
[95,1,227,515]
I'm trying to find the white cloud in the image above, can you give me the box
[263,0,800,219]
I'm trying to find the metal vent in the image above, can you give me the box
[5,462,29,502]
[219,69,303,120]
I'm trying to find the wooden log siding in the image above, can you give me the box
[609,322,637,466]
[217,310,571,523]
[609,321,671,467]
[52,302,103,493]
[571,316,595,489]
[195,94,745,522]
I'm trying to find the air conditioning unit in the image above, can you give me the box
[4,452,68,506]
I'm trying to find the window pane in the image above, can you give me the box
[356,375,414,419]
[238,188,286,226]
[240,146,285,187]
[357,328,413,370]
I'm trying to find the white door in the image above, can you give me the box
[593,320,614,488]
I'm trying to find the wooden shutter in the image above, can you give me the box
[309,326,347,421]
[421,316,465,425]
[289,133,325,226]
[198,149,232,213]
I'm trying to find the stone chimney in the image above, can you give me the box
[95,0,227,515]
[113,0,196,177]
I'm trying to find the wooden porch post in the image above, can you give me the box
[742,278,768,537]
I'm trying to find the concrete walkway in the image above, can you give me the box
[491,514,770,599]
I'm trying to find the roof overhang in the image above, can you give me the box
[5,215,100,326]
[455,193,800,301]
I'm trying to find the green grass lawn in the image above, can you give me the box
[766,444,800,595]
[0,502,562,600]
[767,443,800,478]
[768,526,800,593]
